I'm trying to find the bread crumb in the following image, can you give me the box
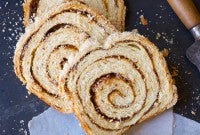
[139,15,148,26]
[161,48,169,57]
[156,33,161,40]
[171,66,179,77]
[18,128,27,135]
[28,91,31,95]
[20,120,24,124]
[24,129,28,135]
[191,111,196,115]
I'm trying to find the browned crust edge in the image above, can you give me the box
[23,0,32,27]
[27,84,73,113]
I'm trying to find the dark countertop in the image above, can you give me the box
[0,0,200,134]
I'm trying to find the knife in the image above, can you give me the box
[167,0,200,72]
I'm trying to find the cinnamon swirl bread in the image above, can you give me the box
[23,0,125,31]
[59,32,177,135]
[14,2,117,113]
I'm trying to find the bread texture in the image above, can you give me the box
[14,2,117,113]
[59,32,178,135]
[23,0,126,31]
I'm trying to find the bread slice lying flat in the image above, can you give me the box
[14,2,117,113]
[23,0,126,31]
[59,32,178,135]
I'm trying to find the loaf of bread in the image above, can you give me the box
[23,0,126,31]
[14,2,117,113]
[59,32,178,135]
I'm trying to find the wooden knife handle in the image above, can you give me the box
[167,0,200,29]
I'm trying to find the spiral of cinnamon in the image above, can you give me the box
[14,3,117,113]
[59,32,177,134]
[23,0,125,31]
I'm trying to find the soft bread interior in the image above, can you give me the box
[59,32,177,135]
[23,0,125,31]
[14,2,117,113]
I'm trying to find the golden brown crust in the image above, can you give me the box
[120,0,126,31]
[28,85,72,113]
[23,0,30,26]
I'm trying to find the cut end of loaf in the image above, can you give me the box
[59,32,178,135]
[15,2,119,115]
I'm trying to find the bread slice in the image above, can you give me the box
[23,0,126,31]
[14,2,117,113]
[59,32,177,135]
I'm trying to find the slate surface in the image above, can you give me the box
[0,0,200,134]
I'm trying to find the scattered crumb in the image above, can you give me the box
[20,120,24,124]
[161,48,169,57]
[156,32,161,40]
[191,111,196,116]
[28,91,31,95]
[163,36,174,44]
[24,129,28,135]
[139,15,148,26]
[18,128,23,132]
[184,71,192,75]
[18,128,27,135]
[171,66,179,77]
[5,2,8,7]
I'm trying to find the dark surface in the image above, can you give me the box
[0,0,200,134]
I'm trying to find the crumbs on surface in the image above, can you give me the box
[18,128,28,135]
[139,15,148,26]
[171,66,179,77]
[156,33,161,40]
[191,110,196,116]
[161,48,169,57]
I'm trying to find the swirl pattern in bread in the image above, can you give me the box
[14,2,117,113]
[23,0,125,31]
[59,32,178,135]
